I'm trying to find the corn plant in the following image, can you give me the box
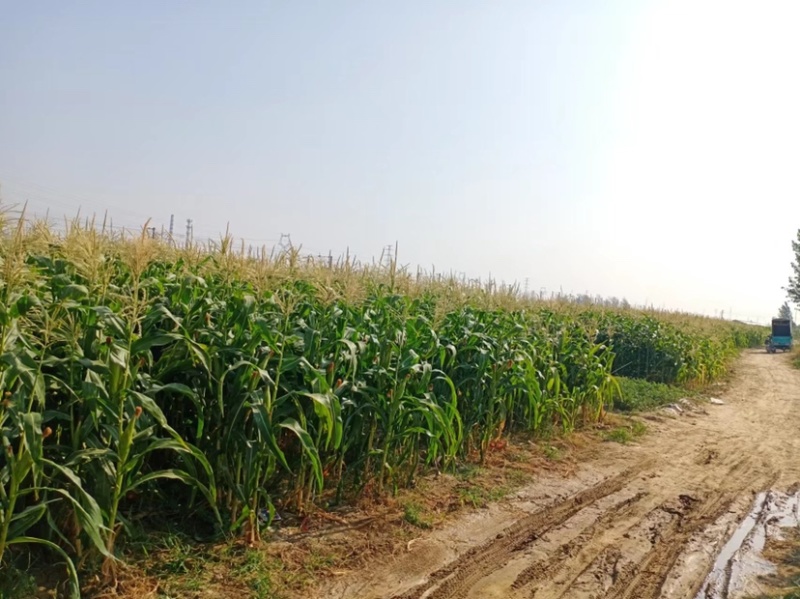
[0,214,767,595]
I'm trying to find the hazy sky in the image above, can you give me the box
[2,1,799,324]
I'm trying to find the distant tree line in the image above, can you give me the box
[784,229,800,332]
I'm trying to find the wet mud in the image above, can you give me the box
[696,489,800,599]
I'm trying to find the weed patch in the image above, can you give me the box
[0,565,36,599]
[543,444,563,460]
[457,485,509,508]
[403,502,433,529]
[602,419,647,444]
[614,377,693,412]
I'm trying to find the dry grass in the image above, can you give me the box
[94,433,583,599]
[747,529,800,598]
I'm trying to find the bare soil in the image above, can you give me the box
[315,350,800,599]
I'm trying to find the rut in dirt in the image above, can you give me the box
[694,486,800,599]
[508,461,767,599]
[389,451,771,599]
[516,455,774,599]
[601,492,739,599]
[509,490,648,591]
[390,466,648,599]
[317,352,800,599]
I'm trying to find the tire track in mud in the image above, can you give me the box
[674,481,781,599]
[509,490,648,591]
[390,465,648,599]
[537,495,702,599]
[405,449,762,599]
[524,455,765,599]
[691,481,795,599]
[590,466,774,599]
[602,493,736,599]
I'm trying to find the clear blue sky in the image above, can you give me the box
[2,1,799,324]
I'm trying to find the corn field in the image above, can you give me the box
[0,218,764,596]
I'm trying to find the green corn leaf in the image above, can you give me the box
[279,418,323,490]
[150,382,206,438]
[129,390,169,428]
[126,468,218,519]
[21,412,43,466]
[250,401,291,472]
[11,293,41,318]
[7,502,48,540]
[131,333,183,355]
[301,392,342,450]
[44,460,113,559]
[60,284,89,301]
[186,339,211,372]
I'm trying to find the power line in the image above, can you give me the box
[0,176,161,224]
[382,244,393,268]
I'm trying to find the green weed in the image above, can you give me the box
[603,428,633,444]
[614,377,692,412]
[231,549,282,599]
[506,469,530,486]
[403,503,432,529]
[603,420,647,444]
[458,485,508,508]
[455,464,482,481]
[153,534,201,576]
[0,565,36,599]
[543,445,563,460]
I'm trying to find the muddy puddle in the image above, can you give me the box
[696,488,800,599]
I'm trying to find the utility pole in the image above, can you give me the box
[382,244,393,268]
[185,219,193,248]
[169,214,175,246]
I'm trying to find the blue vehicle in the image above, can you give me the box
[766,318,793,353]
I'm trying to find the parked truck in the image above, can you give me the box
[766,318,793,353]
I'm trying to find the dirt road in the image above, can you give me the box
[318,350,800,599]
